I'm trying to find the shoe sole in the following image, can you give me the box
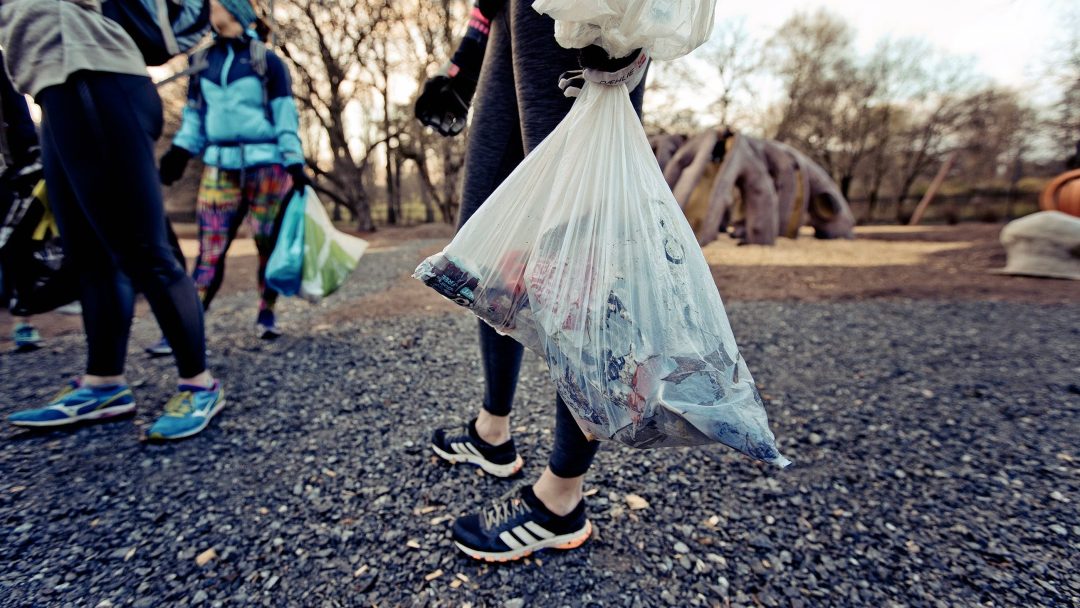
[148,397,226,440]
[14,343,41,353]
[9,403,136,428]
[454,520,592,563]
[431,443,524,478]
[145,349,173,358]
[259,329,282,340]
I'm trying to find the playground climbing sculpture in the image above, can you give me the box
[651,128,856,246]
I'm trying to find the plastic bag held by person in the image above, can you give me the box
[298,188,368,301]
[533,0,717,61]
[414,0,788,466]
[265,189,306,297]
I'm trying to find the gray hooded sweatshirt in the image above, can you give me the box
[0,0,148,97]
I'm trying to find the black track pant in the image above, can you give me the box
[38,72,207,378]
[459,0,646,479]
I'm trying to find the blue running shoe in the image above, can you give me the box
[8,382,135,428]
[13,322,42,352]
[147,382,225,440]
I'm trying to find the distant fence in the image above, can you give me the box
[847,189,1041,225]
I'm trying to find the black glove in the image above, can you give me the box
[415,5,491,137]
[286,163,311,191]
[159,146,192,186]
[415,75,476,137]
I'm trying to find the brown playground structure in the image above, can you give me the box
[652,128,856,246]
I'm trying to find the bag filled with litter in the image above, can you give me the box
[415,0,788,467]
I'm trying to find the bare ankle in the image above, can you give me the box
[179,371,215,389]
[474,410,511,445]
[83,374,126,387]
[533,468,585,517]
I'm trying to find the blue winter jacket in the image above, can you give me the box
[173,35,304,170]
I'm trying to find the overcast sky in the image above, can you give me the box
[720,0,1067,89]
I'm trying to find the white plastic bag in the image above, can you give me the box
[299,188,369,301]
[414,83,788,466]
[533,0,717,60]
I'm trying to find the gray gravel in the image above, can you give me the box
[1,240,1078,607]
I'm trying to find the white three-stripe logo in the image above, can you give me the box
[499,523,556,549]
[451,442,482,457]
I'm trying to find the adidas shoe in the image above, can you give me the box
[13,322,42,352]
[8,381,135,428]
[147,382,225,440]
[452,485,592,562]
[431,419,524,477]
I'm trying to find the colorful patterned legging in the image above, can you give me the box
[192,164,293,312]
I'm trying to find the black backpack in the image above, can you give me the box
[102,0,211,66]
[0,182,78,316]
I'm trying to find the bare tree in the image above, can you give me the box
[889,56,979,221]
[767,9,855,145]
[275,0,395,231]
[399,0,469,224]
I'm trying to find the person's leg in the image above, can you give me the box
[243,164,292,329]
[534,394,600,514]
[38,102,133,382]
[442,4,528,448]
[36,73,210,384]
[191,167,245,312]
[7,82,138,427]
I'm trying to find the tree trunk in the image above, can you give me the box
[840,174,853,200]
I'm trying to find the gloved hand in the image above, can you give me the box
[415,4,491,137]
[159,146,192,186]
[415,74,475,137]
[286,163,311,191]
[558,47,649,98]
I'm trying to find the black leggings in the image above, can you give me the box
[38,72,207,378]
[459,0,646,479]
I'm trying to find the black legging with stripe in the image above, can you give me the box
[38,71,207,378]
[459,0,646,478]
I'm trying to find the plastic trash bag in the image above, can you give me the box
[265,188,306,297]
[414,84,789,466]
[533,0,717,61]
[299,188,368,300]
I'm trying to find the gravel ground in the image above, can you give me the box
[0,239,1078,608]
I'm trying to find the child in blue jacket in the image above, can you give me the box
[150,0,307,354]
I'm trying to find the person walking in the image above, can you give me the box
[416,0,649,561]
[1,0,225,440]
[146,0,307,356]
[0,48,47,352]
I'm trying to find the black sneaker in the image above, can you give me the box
[452,486,592,562]
[145,336,173,358]
[431,419,524,477]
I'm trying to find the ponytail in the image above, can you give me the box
[253,16,273,43]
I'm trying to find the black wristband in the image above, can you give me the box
[578,45,642,72]
[450,36,486,84]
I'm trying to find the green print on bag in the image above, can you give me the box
[294,188,368,301]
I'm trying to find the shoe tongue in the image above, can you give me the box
[519,486,548,516]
